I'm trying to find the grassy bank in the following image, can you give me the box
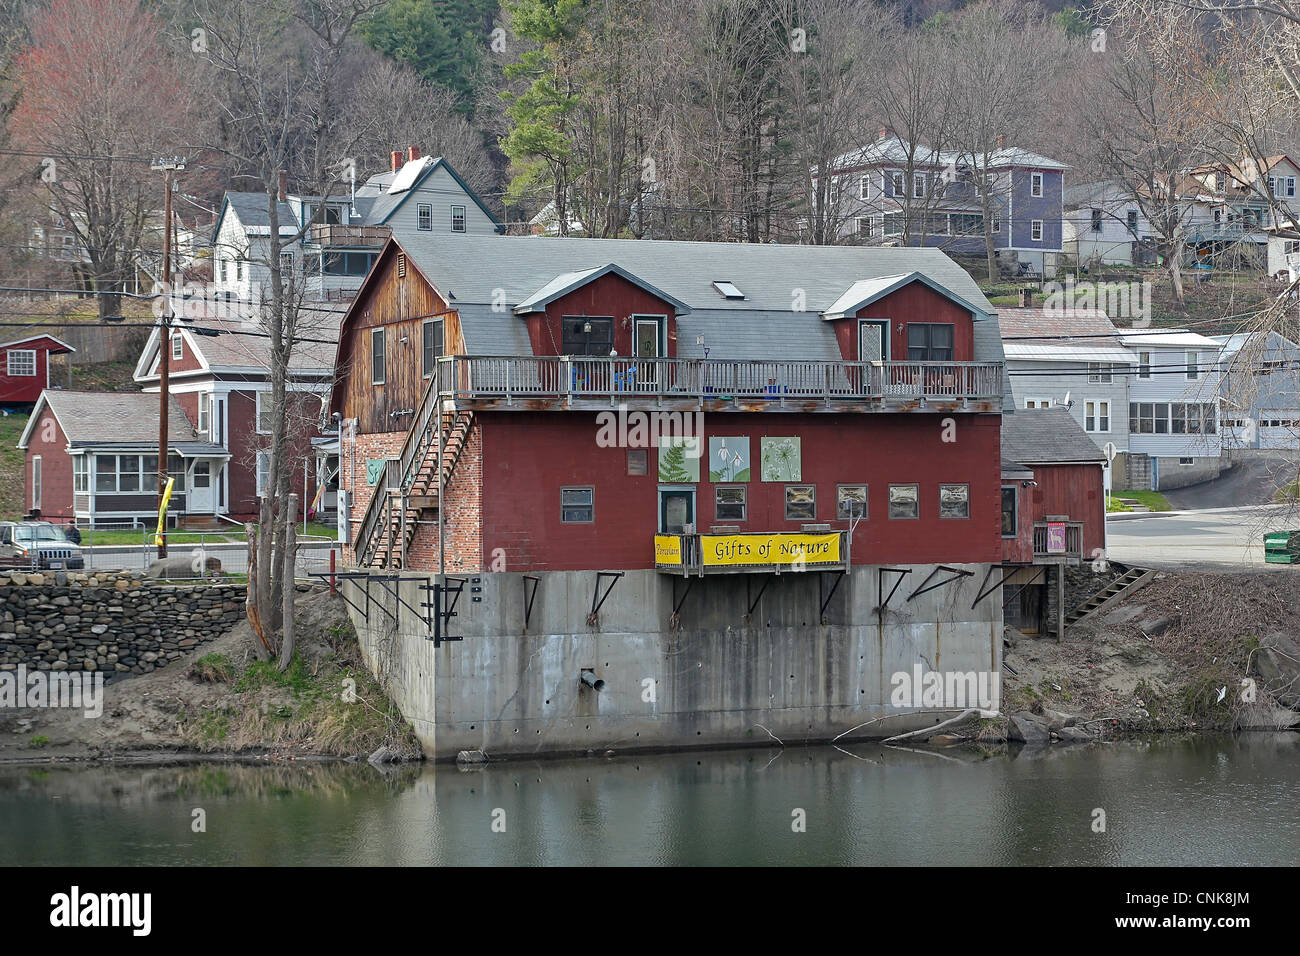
[1114,489,1173,511]
[0,411,28,520]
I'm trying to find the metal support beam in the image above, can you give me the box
[745,574,772,619]
[1000,566,1045,612]
[669,575,695,630]
[818,570,846,621]
[587,571,624,625]
[971,564,1020,608]
[522,575,540,630]
[877,567,911,625]
[907,565,974,602]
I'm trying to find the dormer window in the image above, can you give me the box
[712,280,744,300]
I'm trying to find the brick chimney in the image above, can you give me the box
[407,146,421,163]
[879,126,891,140]
[996,134,1006,149]
[277,170,287,202]
[390,150,402,173]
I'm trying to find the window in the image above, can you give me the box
[1031,219,1043,241]
[322,251,375,276]
[1090,209,1103,232]
[561,487,593,523]
[856,217,874,239]
[422,319,443,378]
[837,484,866,520]
[417,203,433,231]
[31,456,40,511]
[397,253,406,278]
[198,394,210,436]
[1179,457,1194,465]
[256,451,270,497]
[7,349,35,376]
[255,392,273,434]
[1031,172,1043,197]
[118,454,140,492]
[1001,487,1017,537]
[992,216,1001,234]
[913,173,925,199]
[1137,351,1151,379]
[889,171,904,197]
[627,449,647,475]
[1127,209,1139,233]
[73,456,88,494]
[1185,350,1199,380]
[1086,400,1110,432]
[371,328,386,385]
[882,213,903,235]
[712,280,745,299]
[889,483,919,519]
[859,176,870,200]
[939,483,969,519]
[235,257,242,281]
[715,486,746,521]
[451,205,466,233]
[1087,362,1112,383]
[950,213,982,235]
[1024,398,1052,409]
[305,203,343,225]
[93,454,182,493]
[906,323,954,361]
[784,484,815,521]
[280,251,294,275]
[1153,402,1169,433]
[561,316,614,355]
[95,455,117,493]
[171,335,183,360]
[1288,177,1297,198]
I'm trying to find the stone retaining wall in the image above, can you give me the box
[0,570,246,683]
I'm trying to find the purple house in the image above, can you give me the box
[821,132,1068,276]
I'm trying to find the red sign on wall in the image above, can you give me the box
[1046,521,1067,554]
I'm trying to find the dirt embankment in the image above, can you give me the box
[0,589,422,764]
[992,570,1300,743]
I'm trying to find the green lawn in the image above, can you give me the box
[1114,489,1173,512]
[1106,497,1133,513]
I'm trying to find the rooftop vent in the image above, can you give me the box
[712,280,745,300]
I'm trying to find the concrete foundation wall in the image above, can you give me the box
[342,563,1003,760]
[1154,456,1223,491]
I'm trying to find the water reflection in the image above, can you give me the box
[1,735,1296,866]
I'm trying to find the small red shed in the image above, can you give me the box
[0,334,75,406]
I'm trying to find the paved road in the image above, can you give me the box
[1107,504,1300,569]
[1162,456,1295,510]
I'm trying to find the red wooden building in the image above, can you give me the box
[0,334,74,406]
[329,235,1012,576]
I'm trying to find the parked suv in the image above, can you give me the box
[0,521,86,570]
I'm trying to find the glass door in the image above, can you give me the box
[659,487,695,534]
[634,317,663,392]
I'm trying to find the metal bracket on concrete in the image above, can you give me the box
[744,574,772,622]
[669,576,694,630]
[308,571,376,621]
[877,568,911,625]
[906,565,974,603]
[971,565,1019,608]
[522,575,540,630]
[419,577,465,647]
[587,571,624,626]
[372,574,430,625]
[818,570,846,622]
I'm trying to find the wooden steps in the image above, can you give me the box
[1065,566,1157,627]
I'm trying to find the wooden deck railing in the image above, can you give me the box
[435,355,1002,405]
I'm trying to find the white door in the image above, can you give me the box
[859,321,887,393]
[634,317,662,392]
[189,460,214,513]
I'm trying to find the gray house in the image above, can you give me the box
[823,133,1068,276]
[1213,331,1300,452]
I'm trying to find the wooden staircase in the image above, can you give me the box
[353,365,475,569]
[1065,566,1157,627]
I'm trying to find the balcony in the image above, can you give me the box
[1032,520,1084,564]
[655,530,849,575]
[306,224,391,248]
[436,355,1003,413]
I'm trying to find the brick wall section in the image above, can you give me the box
[407,419,483,572]
[24,410,73,520]
[340,429,405,563]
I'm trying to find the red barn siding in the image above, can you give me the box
[821,282,977,362]
[525,272,679,357]
[1,337,66,405]
[478,411,1001,572]
[24,410,73,519]
[1001,480,1035,563]
[1026,462,1106,557]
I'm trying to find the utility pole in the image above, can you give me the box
[153,157,185,558]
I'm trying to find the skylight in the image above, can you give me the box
[712,280,745,300]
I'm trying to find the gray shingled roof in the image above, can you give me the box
[222,193,300,233]
[399,234,1008,397]
[39,391,197,446]
[1001,407,1106,465]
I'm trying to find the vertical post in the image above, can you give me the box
[329,547,336,594]
[1056,566,1065,643]
[157,165,172,559]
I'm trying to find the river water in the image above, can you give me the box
[1,734,1296,866]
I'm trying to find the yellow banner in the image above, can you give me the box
[154,477,175,546]
[654,535,683,565]
[701,533,840,567]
